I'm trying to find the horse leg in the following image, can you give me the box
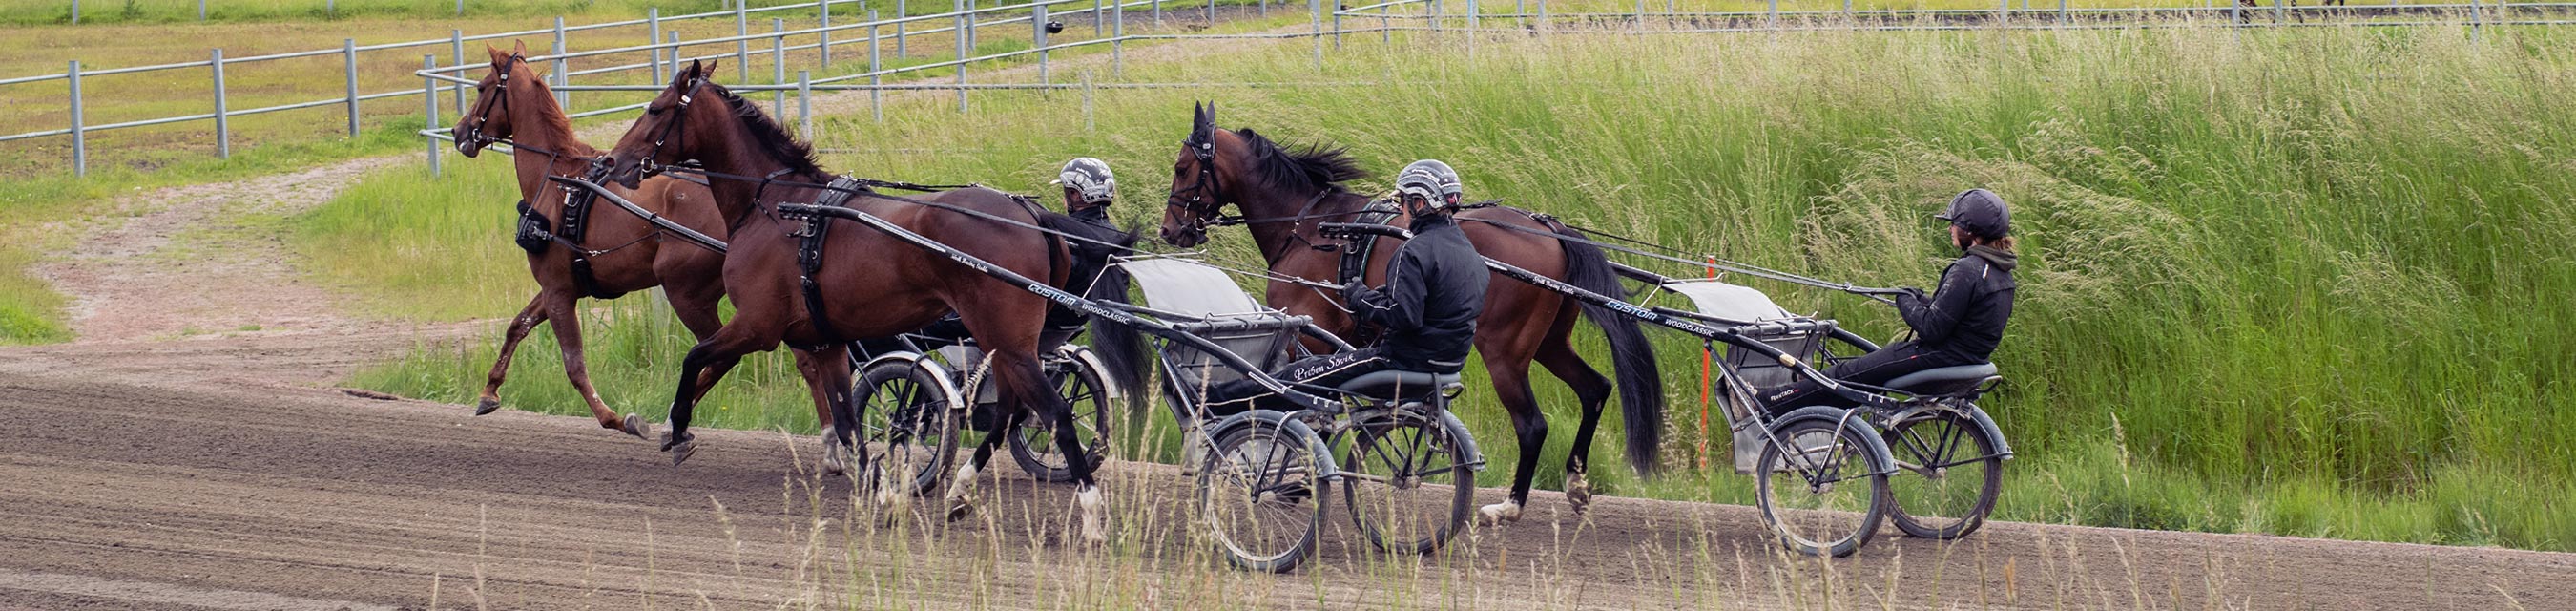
[475,294,550,415]
[1480,356,1546,526]
[661,323,772,466]
[795,345,867,485]
[1534,328,1614,515]
[539,293,644,438]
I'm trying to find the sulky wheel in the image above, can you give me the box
[1008,351,1112,483]
[1755,407,1892,558]
[853,359,963,498]
[1340,405,1473,556]
[1882,407,2004,540]
[1198,416,1325,573]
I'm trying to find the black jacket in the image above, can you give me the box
[1044,206,1133,331]
[1346,214,1486,373]
[1897,245,2017,362]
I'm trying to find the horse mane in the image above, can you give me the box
[707,82,822,176]
[502,60,594,158]
[1233,128,1367,193]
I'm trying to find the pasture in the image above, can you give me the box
[313,21,2576,551]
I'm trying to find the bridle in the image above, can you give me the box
[1164,137,1222,242]
[632,72,708,179]
[458,53,571,160]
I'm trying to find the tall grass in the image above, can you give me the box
[326,22,2576,550]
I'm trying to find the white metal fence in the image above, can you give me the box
[8,0,1240,177]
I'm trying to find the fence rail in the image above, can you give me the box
[13,0,2576,177]
[5,0,1202,177]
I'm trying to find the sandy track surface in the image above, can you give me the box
[3,343,2573,609]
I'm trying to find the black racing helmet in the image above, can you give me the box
[1394,159,1464,209]
[1053,157,1115,205]
[1937,188,2011,240]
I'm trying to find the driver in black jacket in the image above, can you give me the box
[1201,159,1488,413]
[1764,188,2018,411]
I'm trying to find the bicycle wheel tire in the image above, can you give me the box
[1340,406,1472,556]
[1755,411,1890,558]
[1198,418,1325,573]
[1009,355,1111,483]
[1883,408,2003,539]
[854,359,962,497]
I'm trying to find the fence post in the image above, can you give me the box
[870,9,884,122]
[343,38,361,138]
[1769,0,1778,27]
[457,0,465,16]
[1313,0,1324,70]
[213,49,230,159]
[649,8,665,84]
[553,17,570,109]
[1035,5,1050,86]
[774,19,788,117]
[799,70,814,137]
[667,31,681,78]
[957,0,970,114]
[1081,70,1094,131]
[897,0,909,57]
[1331,0,1343,46]
[451,30,467,113]
[69,60,84,178]
[1996,0,2008,28]
[1114,0,1126,77]
[1154,0,1163,27]
[1207,0,1215,25]
[328,0,336,16]
[425,55,442,177]
[737,1,752,82]
[200,0,208,20]
[1095,0,1105,34]
[1466,0,1477,31]
[821,0,835,68]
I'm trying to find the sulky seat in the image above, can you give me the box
[1333,369,1463,401]
[1881,363,2001,397]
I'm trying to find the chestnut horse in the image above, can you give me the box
[455,41,757,438]
[603,61,1107,539]
[1157,103,1665,524]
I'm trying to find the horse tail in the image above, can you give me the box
[1551,220,1668,475]
[1087,236,1152,414]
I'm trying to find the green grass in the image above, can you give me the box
[330,22,2576,551]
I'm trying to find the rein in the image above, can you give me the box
[1453,214,1903,303]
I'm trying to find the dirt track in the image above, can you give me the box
[3,335,2573,610]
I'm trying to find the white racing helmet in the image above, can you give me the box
[1393,159,1463,210]
[1053,157,1116,205]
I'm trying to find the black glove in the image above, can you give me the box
[1896,286,1927,305]
[1344,281,1393,317]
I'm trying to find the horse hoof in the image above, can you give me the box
[945,497,977,522]
[622,413,650,439]
[943,463,980,522]
[474,397,502,416]
[663,432,697,466]
[1479,500,1524,525]
[1565,473,1594,515]
[1076,485,1108,545]
[821,439,851,477]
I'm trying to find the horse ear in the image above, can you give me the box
[510,39,527,58]
[702,57,720,77]
[486,43,506,63]
[1191,102,1212,144]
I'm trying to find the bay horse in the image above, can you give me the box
[1156,103,1665,524]
[602,60,1108,540]
[455,41,758,439]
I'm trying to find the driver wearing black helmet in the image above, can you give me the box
[1764,188,2019,411]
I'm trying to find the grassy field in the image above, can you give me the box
[322,21,2575,551]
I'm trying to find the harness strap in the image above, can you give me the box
[790,177,865,348]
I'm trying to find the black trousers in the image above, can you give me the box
[1759,340,1981,414]
[1197,348,1394,416]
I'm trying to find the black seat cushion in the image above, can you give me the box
[1335,369,1462,400]
[1881,363,1999,395]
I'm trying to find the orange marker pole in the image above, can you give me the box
[1697,255,1715,466]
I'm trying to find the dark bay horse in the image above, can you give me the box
[602,61,1107,540]
[454,41,748,438]
[1156,103,1664,524]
